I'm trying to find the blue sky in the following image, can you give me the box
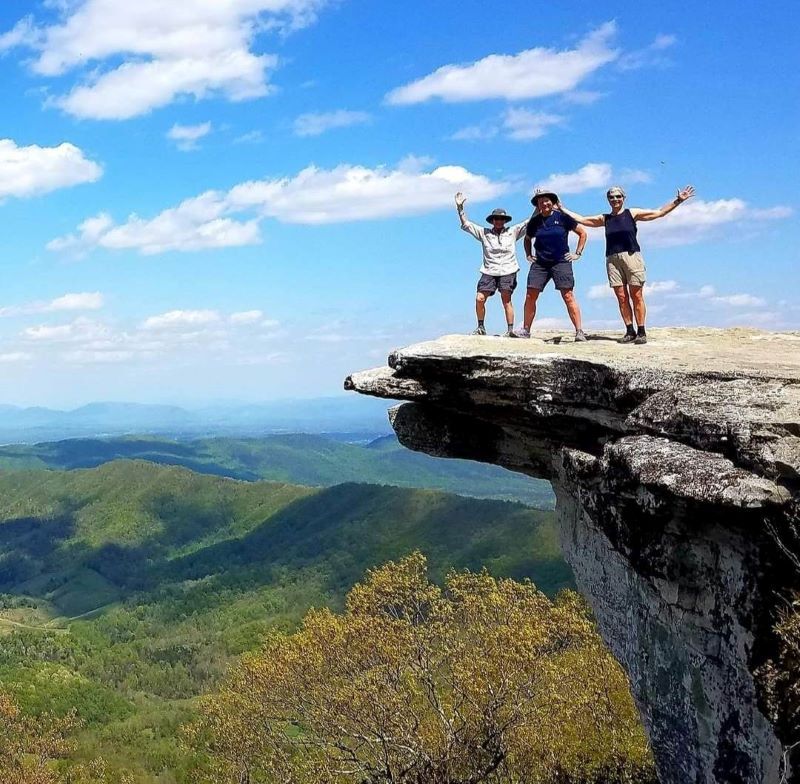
[0,0,797,407]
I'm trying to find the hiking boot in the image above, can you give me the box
[634,333,648,345]
[574,329,588,342]
[471,325,487,336]
[620,332,636,344]
[510,327,531,339]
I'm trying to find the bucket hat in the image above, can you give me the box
[485,208,513,223]
[530,188,559,206]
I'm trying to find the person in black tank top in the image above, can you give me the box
[559,185,695,344]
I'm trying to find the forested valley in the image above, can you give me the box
[0,436,652,782]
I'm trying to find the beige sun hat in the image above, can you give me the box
[530,188,559,206]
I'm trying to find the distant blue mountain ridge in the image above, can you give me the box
[0,396,394,443]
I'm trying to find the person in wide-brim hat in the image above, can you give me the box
[454,193,529,337]
[510,188,588,342]
[485,208,513,223]
[530,189,560,206]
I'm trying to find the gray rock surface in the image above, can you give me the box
[346,328,800,784]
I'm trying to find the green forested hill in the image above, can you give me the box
[0,460,569,782]
[0,433,555,507]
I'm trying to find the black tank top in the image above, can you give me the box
[604,209,640,256]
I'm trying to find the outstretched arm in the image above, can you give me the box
[558,203,605,228]
[631,185,696,222]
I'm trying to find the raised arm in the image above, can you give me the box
[455,192,469,227]
[630,185,696,222]
[558,203,605,228]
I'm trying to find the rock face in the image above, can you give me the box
[345,328,800,784]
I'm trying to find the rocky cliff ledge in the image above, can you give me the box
[345,328,800,784]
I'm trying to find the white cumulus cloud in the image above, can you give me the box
[0,139,102,199]
[48,159,508,255]
[227,162,507,224]
[293,110,371,137]
[386,22,618,105]
[48,193,261,256]
[3,0,330,119]
[535,162,613,195]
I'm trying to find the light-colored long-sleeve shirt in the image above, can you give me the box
[461,220,528,276]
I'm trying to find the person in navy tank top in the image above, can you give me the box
[559,185,695,344]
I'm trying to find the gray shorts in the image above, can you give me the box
[607,251,646,287]
[477,273,517,295]
[526,260,574,291]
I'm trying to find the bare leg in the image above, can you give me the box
[630,285,646,327]
[523,289,541,329]
[475,291,488,322]
[613,285,634,328]
[561,289,583,331]
[500,290,514,327]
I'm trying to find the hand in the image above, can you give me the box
[677,185,695,202]
[565,252,581,262]
[526,254,536,264]
[455,192,466,209]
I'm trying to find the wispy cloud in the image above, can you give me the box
[293,110,371,137]
[618,33,677,71]
[16,307,282,366]
[167,121,212,151]
[453,109,564,142]
[638,199,793,247]
[386,22,618,104]
[0,139,102,199]
[141,309,221,331]
[0,291,104,317]
[589,279,766,309]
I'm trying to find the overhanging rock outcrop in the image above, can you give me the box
[345,328,800,784]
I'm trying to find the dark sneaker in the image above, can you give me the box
[620,332,636,344]
[634,333,648,345]
[471,325,487,336]
[574,329,588,342]
[510,327,531,339]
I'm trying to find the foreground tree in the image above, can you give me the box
[187,553,656,783]
[0,692,77,784]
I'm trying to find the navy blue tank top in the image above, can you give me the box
[604,209,640,256]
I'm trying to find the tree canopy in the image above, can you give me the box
[188,553,656,784]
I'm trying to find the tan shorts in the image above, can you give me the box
[606,251,646,287]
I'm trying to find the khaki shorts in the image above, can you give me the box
[606,251,646,287]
